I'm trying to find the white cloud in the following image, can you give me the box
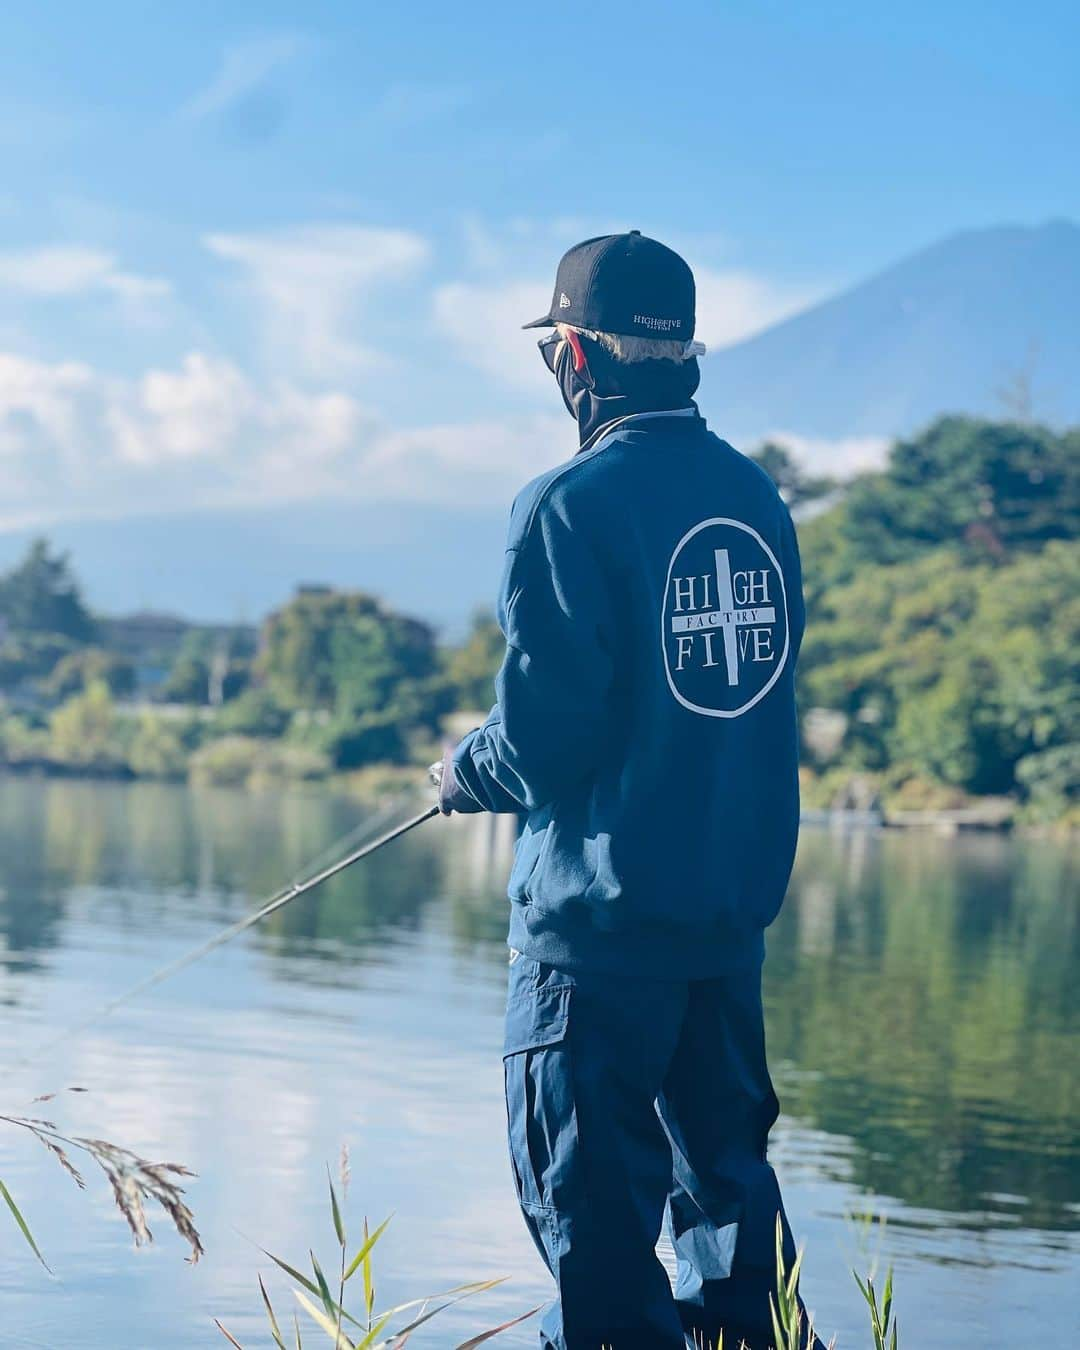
[206,225,429,377]
[364,414,569,506]
[767,429,890,477]
[432,279,553,392]
[0,245,171,306]
[180,34,303,123]
[0,348,569,529]
[432,258,824,392]
[693,268,823,350]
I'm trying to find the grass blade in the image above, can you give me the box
[328,1169,346,1248]
[360,1218,374,1321]
[344,1215,392,1282]
[311,1249,337,1320]
[354,1313,393,1348]
[364,1278,507,1324]
[0,1179,51,1272]
[214,1321,245,1348]
[260,1274,288,1350]
[263,1249,323,1301]
[452,1304,543,1348]
[294,1290,356,1349]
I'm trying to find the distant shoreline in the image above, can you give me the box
[3,760,1076,836]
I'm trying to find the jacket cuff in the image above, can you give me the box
[439,743,485,815]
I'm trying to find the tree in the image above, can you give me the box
[260,590,439,721]
[0,539,96,642]
[47,681,128,772]
[444,611,504,711]
[127,712,192,779]
[842,417,1080,566]
[159,654,210,705]
[749,442,835,511]
[159,630,250,706]
[40,647,135,702]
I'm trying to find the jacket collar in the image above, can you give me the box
[580,406,701,455]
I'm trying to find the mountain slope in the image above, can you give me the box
[3,222,1079,627]
[706,220,1080,442]
[0,502,511,633]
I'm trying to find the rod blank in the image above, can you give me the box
[20,803,441,1067]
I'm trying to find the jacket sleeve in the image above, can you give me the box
[451,490,616,814]
[780,504,806,664]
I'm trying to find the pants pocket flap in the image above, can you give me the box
[503,984,571,1056]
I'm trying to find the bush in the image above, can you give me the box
[188,736,262,786]
[188,735,331,788]
[47,681,130,773]
[127,712,194,780]
[291,709,409,770]
[39,647,135,702]
[1015,743,1080,822]
[0,632,80,691]
[248,743,332,789]
[211,687,290,738]
[0,712,49,765]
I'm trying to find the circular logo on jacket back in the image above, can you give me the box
[661,517,790,718]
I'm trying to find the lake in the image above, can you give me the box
[0,777,1077,1348]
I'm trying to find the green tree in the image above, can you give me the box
[159,654,210,704]
[127,712,192,779]
[749,442,835,510]
[261,591,439,720]
[842,417,1079,566]
[212,686,290,738]
[158,629,250,706]
[444,611,504,711]
[0,633,79,692]
[47,681,128,772]
[40,646,135,702]
[0,539,96,641]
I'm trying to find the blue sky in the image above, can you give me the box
[1,0,1077,530]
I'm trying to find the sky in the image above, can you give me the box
[0,0,1077,533]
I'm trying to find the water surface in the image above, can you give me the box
[0,778,1076,1347]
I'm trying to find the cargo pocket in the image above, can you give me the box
[502,982,578,1266]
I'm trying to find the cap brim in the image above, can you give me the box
[521,313,556,329]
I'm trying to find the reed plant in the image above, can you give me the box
[1,1086,203,1269]
[216,1151,540,1349]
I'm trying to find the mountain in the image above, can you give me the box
[2,222,1078,629]
[707,220,1080,442]
[0,502,511,634]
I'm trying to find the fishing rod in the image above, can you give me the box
[19,801,441,1068]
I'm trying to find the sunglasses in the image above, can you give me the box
[537,332,563,373]
[537,329,588,374]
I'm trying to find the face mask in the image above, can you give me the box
[538,329,702,448]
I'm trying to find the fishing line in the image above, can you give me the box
[18,799,441,1068]
[281,791,411,890]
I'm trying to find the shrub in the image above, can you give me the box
[127,712,193,780]
[0,712,49,765]
[211,687,291,738]
[1015,743,1080,822]
[39,647,135,701]
[47,681,130,773]
[188,735,331,788]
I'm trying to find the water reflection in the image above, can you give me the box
[0,778,1077,1348]
[771,829,1079,1236]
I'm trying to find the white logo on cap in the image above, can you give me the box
[559,292,571,308]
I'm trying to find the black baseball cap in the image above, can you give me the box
[523,230,695,341]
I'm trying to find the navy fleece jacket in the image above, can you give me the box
[452,409,805,978]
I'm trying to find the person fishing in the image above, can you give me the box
[432,231,818,1350]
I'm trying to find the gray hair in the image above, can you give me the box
[556,321,703,365]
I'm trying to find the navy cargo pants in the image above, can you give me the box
[503,952,800,1350]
